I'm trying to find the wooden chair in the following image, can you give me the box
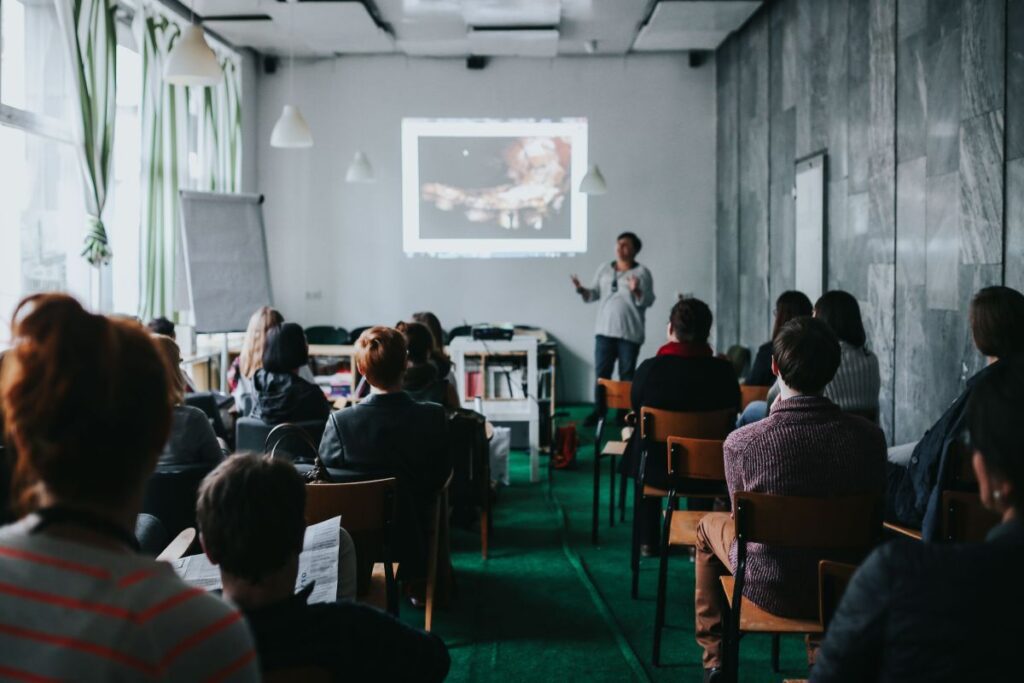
[739,384,770,410]
[631,406,734,598]
[425,471,455,632]
[305,477,399,615]
[818,560,857,631]
[941,490,1000,542]
[721,492,881,682]
[592,378,632,545]
[652,436,727,665]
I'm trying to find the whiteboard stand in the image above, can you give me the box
[450,337,541,482]
[220,334,230,392]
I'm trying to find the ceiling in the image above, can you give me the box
[186,0,762,59]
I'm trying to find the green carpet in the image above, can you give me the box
[421,405,813,682]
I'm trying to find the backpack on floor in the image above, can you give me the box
[552,423,579,470]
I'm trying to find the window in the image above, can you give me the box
[109,42,142,316]
[0,0,84,339]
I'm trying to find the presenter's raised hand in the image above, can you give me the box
[571,274,584,291]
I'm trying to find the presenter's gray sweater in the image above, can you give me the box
[581,262,655,345]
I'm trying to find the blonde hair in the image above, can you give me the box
[239,306,284,378]
[152,334,186,405]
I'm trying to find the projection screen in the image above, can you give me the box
[402,118,588,257]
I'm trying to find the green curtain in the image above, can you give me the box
[137,6,242,320]
[55,0,117,268]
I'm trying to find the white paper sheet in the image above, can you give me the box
[172,516,341,604]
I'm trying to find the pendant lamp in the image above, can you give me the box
[163,4,221,87]
[579,164,607,195]
[271,0,313,148]
[345,151,375,182]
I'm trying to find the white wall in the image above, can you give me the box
[255,54,717,402]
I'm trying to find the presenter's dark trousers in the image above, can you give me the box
[594,334,640,406]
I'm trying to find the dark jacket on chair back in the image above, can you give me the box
[318,392,451,577]
[252,369,331,425]
[811,519,1024,683]
[621,342,740,485]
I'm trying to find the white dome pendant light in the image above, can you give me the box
[579,164,607,195]
[345,151,375,183]
[163,3,221,87]
[271,0,313,148]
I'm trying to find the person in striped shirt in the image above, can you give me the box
[0,293,258,682]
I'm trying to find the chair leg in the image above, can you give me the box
[771,634,780,673]
[652,504,674,666]
[619,471,628,522]
[592,450,601,545]
[480,508,489,560]
[425,499,441,632]
[609,451,616,528]
[630,480,641,599]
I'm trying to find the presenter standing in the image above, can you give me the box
[572,231,655,426]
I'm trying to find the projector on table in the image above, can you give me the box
[472,324,514,341]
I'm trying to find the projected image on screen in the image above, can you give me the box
[403,119,588,257]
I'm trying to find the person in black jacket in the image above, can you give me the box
[811,354,1024,683]
[621,297,740,550]
[252,322,331,425]
[197,454,450,682]
[319,326,451,581]
[746,290,813,387]
[887,286,1024,539]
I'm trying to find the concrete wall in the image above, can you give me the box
[716,0,1023,443]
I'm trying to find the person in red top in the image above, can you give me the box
[622,297,740,553]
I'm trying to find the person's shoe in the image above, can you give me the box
[582,411,602,428]
[702,667,723,683]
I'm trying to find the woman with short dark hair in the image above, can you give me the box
[888,286,1024,538]
[812,354,1024,682]
[252,322,330,424]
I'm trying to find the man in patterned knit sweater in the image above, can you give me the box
[694,316,886,683]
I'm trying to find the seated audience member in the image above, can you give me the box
[412,311,455,376]
[229,306,284,413]
[399,321,460,410]
[147,316,175,338]
[196,454,449,682]
[746,290,813,386]
[319,327,452,580]
[253,322,331,425]
[811,355,1024,683]
[0,294,257,680]
[814,290,881,419]
[622,297,740,552]
[888,286,1024,538]
[694,317,886,682]
[152,335,225,468]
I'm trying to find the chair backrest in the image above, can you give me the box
[640,406,735,443]
[941,490,1000,542]
[142,463,217,539]
[818,560,857,629]
[739,384,771,410]
[304,325,349,345]
[348,326,373,344]
[236,417,326,459]
[597,378,632,411]
[235,416,273,453]
[266,421,326,463]
[733,492,882,549]
[666,437,726,481]
[948,438,978,487]
[306,477,398,596]
[183,392,229,440]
